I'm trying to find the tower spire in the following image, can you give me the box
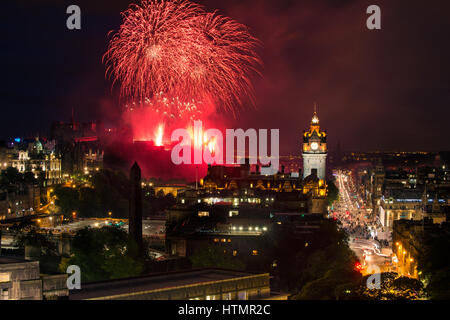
[311,103,319,125]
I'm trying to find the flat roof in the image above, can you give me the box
[70,268,267,300]
[0,256,28,265]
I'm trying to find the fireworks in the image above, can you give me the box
[154,123,164,146]
[104,0,262,116]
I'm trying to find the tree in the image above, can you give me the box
[355,272,426,300]
[293,267,361,300]
[90,169,130,218]
[327,179,339,205]
[417,232,450,299]
[190,245,245,270]
[14,227,61,274]
[59,227,144,282]
[23,171,37,184]
[54,186,79,217]
[1,167,22,185]
[269,218,362,296]
[78,187,101,218]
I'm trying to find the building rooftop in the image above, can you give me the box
[70,268,266,300]
[0,255,28,265]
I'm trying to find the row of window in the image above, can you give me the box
[211,242,259,256]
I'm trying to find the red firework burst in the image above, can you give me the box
[103,0,261,115]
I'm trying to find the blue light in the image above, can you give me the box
[14,138,21,143]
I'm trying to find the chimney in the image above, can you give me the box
[241,157,250,178]
[129,162,143,254]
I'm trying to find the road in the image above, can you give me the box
[48,218,166,236]
[332,169,393,275]
[1,218,166,249]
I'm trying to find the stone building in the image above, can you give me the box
[0,184,40,221]
[69,268,284,300]
[392,219,450,279]
[0,256,68,300]
[8,137,62,186]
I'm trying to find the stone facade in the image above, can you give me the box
[0,257,68,300]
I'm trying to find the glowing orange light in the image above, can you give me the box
[154,124,164,146]
[207,137,216,155]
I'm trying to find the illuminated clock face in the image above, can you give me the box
[311,142,319,150]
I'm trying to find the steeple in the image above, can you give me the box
[311,102,319,125]
[302,102,327,180]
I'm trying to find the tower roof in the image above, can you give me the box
[303,103,327,142]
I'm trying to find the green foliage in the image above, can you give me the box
[293,267,361,300]
[1,167,22,185]
[53,169,130,218]
[270,218,362,298]
[14,229,57,256]
[0,167,37,186]
[78,187,101,218]
[23,171,37,184]
[90,169,130,218]
[355,272,426,300]
[54,186,80,217]
[14,228,61,274]
[60,227,144,282]
[327,179,339,205]
[190,245,246,270]
[417,232,450,299]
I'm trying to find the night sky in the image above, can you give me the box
[2,0,450,154]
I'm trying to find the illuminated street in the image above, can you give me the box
[333,170,392,274]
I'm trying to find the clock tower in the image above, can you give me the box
[302,104,327,179]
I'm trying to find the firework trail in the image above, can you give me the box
[104,0,262,117]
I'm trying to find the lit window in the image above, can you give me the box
[233,250,237,256]
[229,210,239,217]
[0,273,10,283]
[213,238,219,242]
[198,211,209,217]
[252,250,258,256]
